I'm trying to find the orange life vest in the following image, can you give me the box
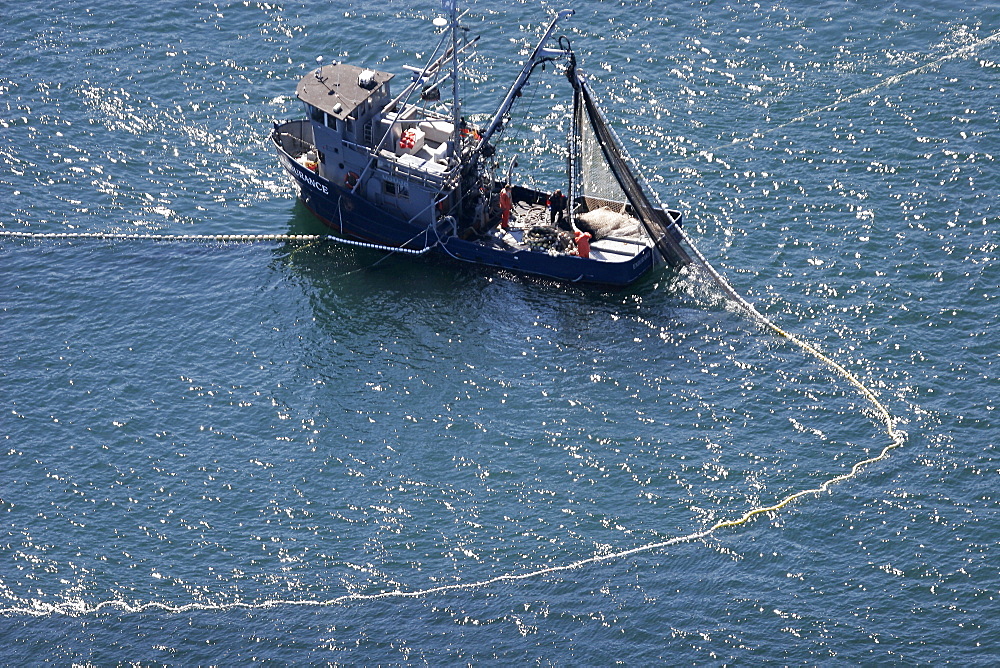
[575,230,592,258]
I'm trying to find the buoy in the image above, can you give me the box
[399,129,416,150]
[344,171,360,188]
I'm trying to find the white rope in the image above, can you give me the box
[0,229,434,255]
[0,226,909,619]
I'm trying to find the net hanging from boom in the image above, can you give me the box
[569,74,690,267]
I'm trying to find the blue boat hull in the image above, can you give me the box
[276,143,659,286]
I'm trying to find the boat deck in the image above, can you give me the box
[482,200,649,263]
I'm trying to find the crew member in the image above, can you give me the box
[499,184,513,229]
[547,189,567,229]
[574,229,592,259]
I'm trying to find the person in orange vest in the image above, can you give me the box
[574,229,592,258]
[499,184,513,229]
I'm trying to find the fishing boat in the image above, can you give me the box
[271,5,691,285]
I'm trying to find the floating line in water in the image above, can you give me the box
[3,27,945,613]
[0,229,434,255]
[767,28,1000,135]
[680,229,902,434]
[685,27,1000,161]
[0,231,907,619]
[0,436,904,617]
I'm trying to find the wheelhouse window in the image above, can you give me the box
[383,179,409,199]
[308,104,324,125]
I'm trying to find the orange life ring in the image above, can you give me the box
[345,171,360,188]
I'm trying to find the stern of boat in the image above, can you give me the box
[272,119,316,163]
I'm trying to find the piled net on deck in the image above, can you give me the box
[570,79,689,267]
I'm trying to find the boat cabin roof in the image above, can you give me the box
[296,62,394,121]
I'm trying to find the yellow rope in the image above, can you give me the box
[0,227,909,617]
[679,230,907,534]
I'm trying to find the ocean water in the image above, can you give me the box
[2,0,998,663]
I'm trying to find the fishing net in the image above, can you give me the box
[570,79,689,266]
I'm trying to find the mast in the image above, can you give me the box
[447,0,461,152]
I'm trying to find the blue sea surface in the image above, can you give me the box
[2,0,999,663]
